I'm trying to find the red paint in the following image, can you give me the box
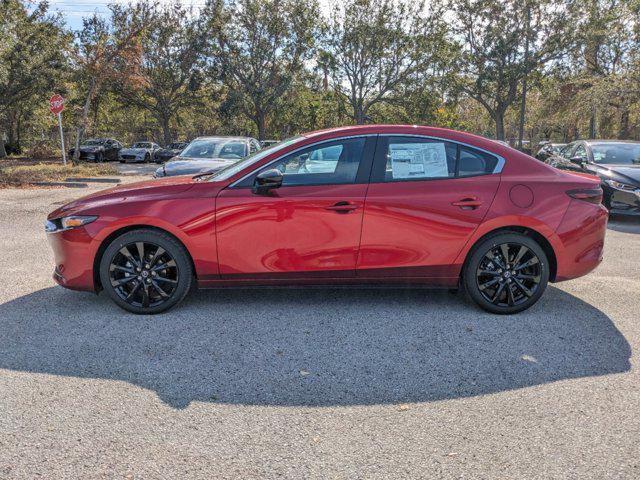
[47,125,607,293]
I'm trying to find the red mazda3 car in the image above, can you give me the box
[46,125,608,314]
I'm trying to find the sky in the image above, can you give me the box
[44,0,335,31]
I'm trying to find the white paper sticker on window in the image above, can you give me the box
[389,142,449,179]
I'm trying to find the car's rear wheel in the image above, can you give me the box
[464,232,549,314]
[99,229,193,314]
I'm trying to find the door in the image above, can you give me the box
[357,135,502,279]
[216,136,376,278]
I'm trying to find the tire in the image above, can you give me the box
[144,153,150,163]
[99,229,194,314]
[463,232,549,315]
[96,152,103,163]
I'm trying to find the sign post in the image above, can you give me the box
[49,94,66,166]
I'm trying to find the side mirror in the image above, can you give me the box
[252,168,283,194]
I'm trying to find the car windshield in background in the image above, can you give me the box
[208,136,304,181]
[180,139,247,159]
[133,142,151,148]
[169,143,186,149]
[84,139,104,146]
[592,143,640,165]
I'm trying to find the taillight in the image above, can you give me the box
[566,187,603,205]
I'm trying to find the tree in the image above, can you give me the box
[324,0,450,125]
[450,0,571,140]
[206,0,320,140]
[0,0,69,158]
[71,4,147,164]
[112,2,208,145]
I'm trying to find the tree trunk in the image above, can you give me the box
[495,110,506,141]
[618,107,631,139]
[589,104,596,139]
[73,79,96,165]
[354,102,365,125]
[517,4,531,150]
[160,115,172,145]
[255,111,266,141]
[0,124,7,158]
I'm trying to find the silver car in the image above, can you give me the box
[119,141,161,163]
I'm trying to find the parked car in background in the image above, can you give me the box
[545,139,640,214]
[154,136,261,177]
[535,142,567,162]
[68,138,122,162]
[119,141,161,163]
[154,142,188,164]
[260,139,279,148]
[47,125,607,315]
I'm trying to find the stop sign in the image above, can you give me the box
[49,94,64,115]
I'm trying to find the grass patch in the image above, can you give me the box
[0,162,118,187]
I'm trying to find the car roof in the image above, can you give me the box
[582,139,640,145]
[301,124,518,153]
[193,136,253,142]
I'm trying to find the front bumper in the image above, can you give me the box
[609,188,640,216]
[47,226,99,291]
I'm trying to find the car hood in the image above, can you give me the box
[161,157,236,176]
[120,147,148,155]
[48,176,196,219]
[599,165,640,184]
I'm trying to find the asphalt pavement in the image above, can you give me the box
[0,185,638,479]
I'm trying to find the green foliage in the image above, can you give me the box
[2,0,640,157]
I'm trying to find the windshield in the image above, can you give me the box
[208,136,304,181]
[592,143,640,165]
[180,139,248,160]
[169,143,186,149]
[84,139,104,146]
[133,142,151,148]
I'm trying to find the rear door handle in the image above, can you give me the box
[452,197,483,209]
[325,201,359,213]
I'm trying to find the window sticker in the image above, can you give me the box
[389,142,449,179]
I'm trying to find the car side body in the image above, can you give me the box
[47,125,607,314]
[153,142,189,164]
[68,138,122,162]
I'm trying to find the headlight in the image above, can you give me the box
[605,179,639,192]
[45,215,98,232]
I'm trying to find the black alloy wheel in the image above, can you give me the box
[464,232,549,314]
[99,229,193,314]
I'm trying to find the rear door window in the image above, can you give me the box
[371,136,500,182]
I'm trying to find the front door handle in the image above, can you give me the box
[325,201,359,213]
[452,197,483,209]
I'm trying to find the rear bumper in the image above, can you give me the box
[47,227,99,291]
[553,200,608,281]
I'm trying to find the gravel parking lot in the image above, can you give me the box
[0,185,638,479]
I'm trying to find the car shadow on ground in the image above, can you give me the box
[0,286,631,409]
[608,214,640,234]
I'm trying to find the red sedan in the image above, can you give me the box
[46,125,608,314]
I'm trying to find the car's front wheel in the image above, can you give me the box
[99,229,193,314]
[464,232,549,314]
